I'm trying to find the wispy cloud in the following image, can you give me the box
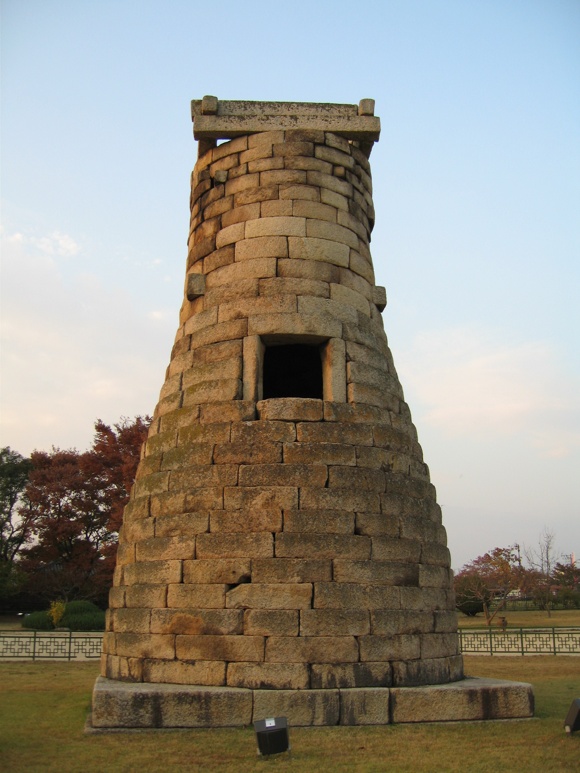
[397,327,580,458]
[0,228,173,454]
[6,229,80,258]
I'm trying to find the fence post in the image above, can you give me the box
[68,630,72,661]
[552,627,557,656]
[520,627,524,656]
[32,631,37,661]
[489,626,493,656]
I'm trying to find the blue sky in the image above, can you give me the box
[1,0,579,568]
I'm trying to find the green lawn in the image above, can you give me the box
[457,608,580,629]
[0,657,579,772]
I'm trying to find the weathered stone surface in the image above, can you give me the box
[92,678,253,728]
[167,583,226,609]
[244,609,299,636]
[339,688,390,725]
[115,633,175,660]
[359,634,421,662]
[223,485,298,511]
[183,558,251,584]
[392,656,455,687]
[333,559,418,586]
[257,398,323,422]
[91,677,533,729]
[252,689,340,726]
[226,583,312,609]
[135,536,195,562]
[390,678,534,722]
[266,636,358,663]
[154,512,209,538]
[371,610,434,636]
[123,560,182,586]
[209,509,283,533]
[311,662,392,689]
[420,632,459,659]
[300,487,380,512]
[176,634,265,662]
[227,662,309,690]
[196,533,274,558]
[150,608,243,635]
[276,533,371,559]
[238,462,327,488]
[300,609,370,636]
[111,608,150,634]
[142,659,226,686]
[314,582,400,610]
[283,509,355,534]
[252,558,332,583]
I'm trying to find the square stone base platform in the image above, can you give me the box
[90,676,533,729]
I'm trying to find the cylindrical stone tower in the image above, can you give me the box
[91,99,533,729]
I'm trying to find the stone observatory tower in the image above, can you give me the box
[91,99,533,729]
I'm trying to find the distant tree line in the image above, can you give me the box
[454,532,580,624]
[0,416,149,611]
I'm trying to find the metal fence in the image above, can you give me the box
[1,627,579,661]
[459,627,580,656]
[0,630,103,660]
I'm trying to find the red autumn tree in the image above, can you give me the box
[90,416,151,534]
[19,416,149,604]
[454,545,525,625]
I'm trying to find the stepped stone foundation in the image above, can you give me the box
[90,98,533,728]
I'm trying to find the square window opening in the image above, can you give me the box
[263,343,323,400]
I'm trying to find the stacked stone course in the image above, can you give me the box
[92,99,533,728]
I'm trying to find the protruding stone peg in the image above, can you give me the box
[201,95,218,115]
[358,99,375,116]
[186,272,206,301]
[372,285,387,312]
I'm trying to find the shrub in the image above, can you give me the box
[22,600,105,630]
[457,598,484,617]
[62,600,101,615]
[22,610,52,630]
[48,600,66,627]
[61,610,105,631]
[556,588,580,609]
[62,600,105,630]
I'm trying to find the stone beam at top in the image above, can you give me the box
[191,97,381,146]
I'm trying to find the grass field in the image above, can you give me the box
[0,657,578,772]
[4,609,579,632]
[457,609,580,629]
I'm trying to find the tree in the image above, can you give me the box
[0,447,33,603]
[19,416,149,604]
[90,416,150,534]
[552,558,580,609]
[524,529,559,616]
[454,545,524,625]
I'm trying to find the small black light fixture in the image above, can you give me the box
[564,698,580,734]
[254,716,290,757]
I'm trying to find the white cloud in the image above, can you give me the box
[397,327,580,458]
[6,229,80,258]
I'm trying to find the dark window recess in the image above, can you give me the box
[263,344,323,399]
